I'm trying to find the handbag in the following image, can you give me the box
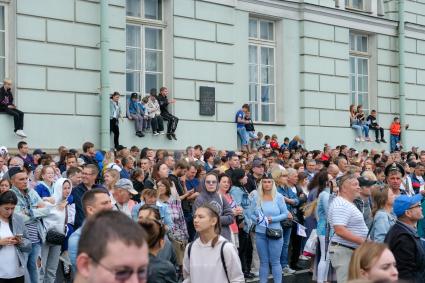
[45,202,68,246]
[46,229,66,245]
[266,227,282,239]
[260,206,283,239]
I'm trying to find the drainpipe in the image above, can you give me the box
[398,0,406,145]
[100,0,110,150]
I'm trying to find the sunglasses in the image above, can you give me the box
[89,256,147,282]
[205,180,217,185]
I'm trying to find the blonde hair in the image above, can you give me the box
[348,242,389,281]
[257,179,277,206]
[361,171,377,181]
[271,166,287,185]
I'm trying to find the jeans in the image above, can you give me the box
[256,232,283,283]
[390,134,400,152]
[237,127,249,146]
[25,242,41,283]
[0,108,24,132]
[362,124,369,137]
[351,125,362,138]
[280,226,292,267]
[128,113,144,133]
[40,243,61,283]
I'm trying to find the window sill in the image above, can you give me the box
[253,122,286,126]
[345,7,372,14]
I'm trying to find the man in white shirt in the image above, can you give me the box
[328,174,368,283]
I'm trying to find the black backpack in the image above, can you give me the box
[187,240,230,283]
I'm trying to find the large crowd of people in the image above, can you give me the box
[1,136,425,283]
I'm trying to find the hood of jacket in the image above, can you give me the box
[53,177,72,204]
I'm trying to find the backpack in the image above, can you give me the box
[187,240,230,283]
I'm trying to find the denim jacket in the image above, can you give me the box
[316,188,331,236]
[370,209,397,243]
[229,185,253,233]
[11,186,51,242]
[0,213,32,270]
[277,186,299,211]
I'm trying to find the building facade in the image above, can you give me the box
[1,0,425,151]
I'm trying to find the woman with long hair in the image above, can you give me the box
[0,191,31,283]
[103,168,120,193]
[314,170,331,283]
[183,204,244,282]
[349,104,364,142]
[0,178,11,193]
[218,174,241,247]
[251,176,288,283]
[157,178,188,273]
[139,219,178,283]
[369,185,397,243]
[348,242,398,282]
[229,168,254,279]
[193,172,234,241]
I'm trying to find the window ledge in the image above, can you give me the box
[253,122,286,126]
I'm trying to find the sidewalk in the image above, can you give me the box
[247,270,313,283]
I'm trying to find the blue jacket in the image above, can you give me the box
[34,181,54,198]
[229,185,253,233]
[251,193,288,234]
[370,209,397,243]
[277,186,299,211]
[131,201,173,230]
[11,186,51,242]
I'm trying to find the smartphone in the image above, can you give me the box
[15,234,23,241]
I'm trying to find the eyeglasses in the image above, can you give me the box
[89,256,147,282]
[408,204,421,210]
[205,180,217,185]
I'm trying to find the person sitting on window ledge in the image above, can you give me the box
[157,87,179,141]
[0,79,26,138]
[126,93,145,138]
[367,109,386,144]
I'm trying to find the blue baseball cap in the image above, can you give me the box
[393,194,423,217]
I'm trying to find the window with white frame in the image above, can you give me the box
[248,18,276,123]
[126,0,163,100]
[349,32,369,112]
[0,6,6,82]
[345,0,365,10]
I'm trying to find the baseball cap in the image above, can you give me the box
[33,149,46,156]
[115,179,138,195]
[358,176,377,187]
[393,194,423,217]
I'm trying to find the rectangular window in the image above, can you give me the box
[126,0,163,100]
[248,18,275,123]
[349,33,369,112]
[0,6,6,82]
[345,0,365,10]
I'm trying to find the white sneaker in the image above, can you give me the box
[282,266,295,275]
[153,132,159,136]
[15,130,27,138]
[360,137,365,142]
[355,137,361,142]
[160,131,166,135]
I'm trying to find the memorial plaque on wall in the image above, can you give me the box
[199,86,215,116]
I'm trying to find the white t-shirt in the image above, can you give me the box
[0,220,23,278]
[328,196,368,248]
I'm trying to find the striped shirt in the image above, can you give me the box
[328,196,368,248]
